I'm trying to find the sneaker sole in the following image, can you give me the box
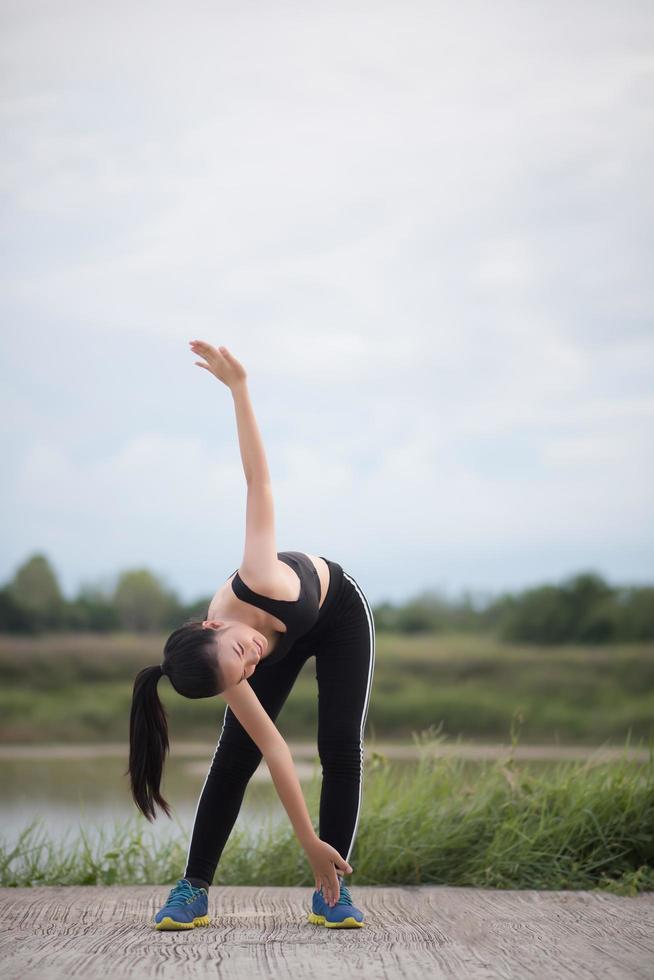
[307,912,364,928]
[155,914,211,930]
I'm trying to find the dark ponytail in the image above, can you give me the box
[126,618,224,822]
[127,663,171,822]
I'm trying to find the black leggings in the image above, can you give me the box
[183,559,376,888]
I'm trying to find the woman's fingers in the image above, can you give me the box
[190,341,213,360]
[322,869,339,906]
[190,339,222,355]
[321,877,332,905]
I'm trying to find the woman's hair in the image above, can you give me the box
[126,617,228,821]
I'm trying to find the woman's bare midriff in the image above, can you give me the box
[207,553,330,658]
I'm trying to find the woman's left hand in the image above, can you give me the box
[189,340,247,389]
[305,836,353,907]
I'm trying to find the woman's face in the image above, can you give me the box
[202,619,268,689]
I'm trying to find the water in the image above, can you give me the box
[0,752,325,850]
[3,743,619,853]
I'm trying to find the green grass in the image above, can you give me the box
[1,631,653,743]
[2,727,653,893]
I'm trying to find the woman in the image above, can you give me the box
[127,340,376,931]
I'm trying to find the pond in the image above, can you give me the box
[3,741,642,854]
[0,752,330,850]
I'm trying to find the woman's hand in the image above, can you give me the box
[305,836,353,907]
[189,340,247,390]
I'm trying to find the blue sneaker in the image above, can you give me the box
[307,878,365,928]
[154,878,210,930]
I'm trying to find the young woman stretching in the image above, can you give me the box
[127,340,376,931]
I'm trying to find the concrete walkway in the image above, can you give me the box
[0,885,653,979]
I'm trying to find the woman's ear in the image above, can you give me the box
[202,619,226,629]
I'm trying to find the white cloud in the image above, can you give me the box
[1,0,653,600]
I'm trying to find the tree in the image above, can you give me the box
[561,571,615,642]
[0,587,34,631]
[498,584,574,643]
[113,569,180,632]
[6,553,64,627]
[615,586,654,641]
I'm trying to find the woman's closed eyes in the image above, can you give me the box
[236,643,246,683]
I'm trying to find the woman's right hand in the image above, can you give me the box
[189,340,247,389]
[305,836,353,907]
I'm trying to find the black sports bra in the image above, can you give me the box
[229,551,323,667]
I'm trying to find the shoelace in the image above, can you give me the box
[338,883,354,907]
[165,879,200,908]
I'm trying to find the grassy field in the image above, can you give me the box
[1,631,653,744]
[1,728,652,893]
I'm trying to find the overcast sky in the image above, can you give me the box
[1,0,653,606]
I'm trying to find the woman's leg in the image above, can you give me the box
[184,644,313,888]
[314,571,376,865]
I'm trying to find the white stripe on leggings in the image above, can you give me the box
[341,571,376,865]
[184,701,229,875]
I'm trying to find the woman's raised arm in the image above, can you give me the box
[189,340,278,577]
[189,340,270,485]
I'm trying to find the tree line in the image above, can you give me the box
[0,552,652,644]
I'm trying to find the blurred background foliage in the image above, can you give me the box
[1,551,652,643]
[1,552,652,745]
